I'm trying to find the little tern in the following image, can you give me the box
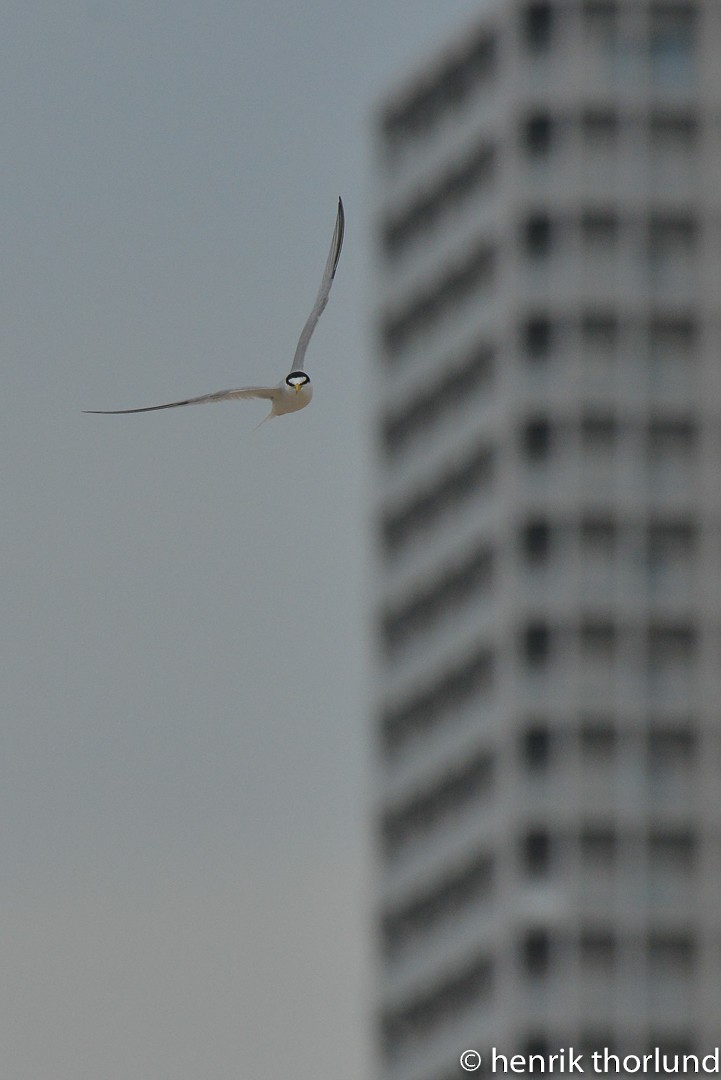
[84,197,345,424]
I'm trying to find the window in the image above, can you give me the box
[647,624,696,677]
[522,829,552,876]
[382,851,494,956]
[380,31,497,155]
[524,213,553,258]
[381,242,495,357]
[381,646,494,755]
[579,718,617,765]
[646,214,697,287]
[523,1037,552,1060]
[648,214,697,254]
[648,316,697,392]
[649,4,697,86]
[522,519,551,564]
[646,418,697,491]
[524,3,553,53]
[522,417,552,461]
[647,728,696,799]
[382,144,496,257]
[581,211,618,258]
[645,1035,695,1062]
[524,315,554,360]
[579,824,617,913]
[648,417,697,449]
[646,518,696,588]
[380,952,493,1057]
[580,929,616,971]
[521,724,552,771]
[579,1034,618,1064]
[580,826,617,871]
[580,516,617,559]
[648,827,696,874]
[582,109,619,153]
[649,112,698,190]
[381,542,493,652]
[581,313,618,370]
[522,622,552,668]
[583,1,619,47]
[436,38,494,113]
[649,315,697,360]
[581,413,617,449]
[647,931,695,972]
[380,750,494,856]
[650,112,697,149]
[523,114,554,156]
[381,343,494,456]
[381,440,495,554]
[521,928,551,976]
[580,622,617,666]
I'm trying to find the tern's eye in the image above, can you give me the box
[286,371,310,388]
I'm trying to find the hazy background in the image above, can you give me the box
[0,1,491,1078]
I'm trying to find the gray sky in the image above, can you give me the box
[0,2,483,1077]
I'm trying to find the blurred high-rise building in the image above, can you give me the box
[371,2,721,1078]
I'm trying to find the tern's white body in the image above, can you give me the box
[85,198,344,423]
[271,377,313,416]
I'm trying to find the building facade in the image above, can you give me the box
[372,3,721,1078]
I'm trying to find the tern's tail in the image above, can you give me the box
[252,409,275,433]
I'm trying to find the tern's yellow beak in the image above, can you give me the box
[294,383,302,393]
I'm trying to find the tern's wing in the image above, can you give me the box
[83,385,280,414]
[291,196,345,372]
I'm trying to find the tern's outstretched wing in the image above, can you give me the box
[291,196,345,372]
[83,385,279,414]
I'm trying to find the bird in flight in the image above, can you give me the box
[84,197,345,424]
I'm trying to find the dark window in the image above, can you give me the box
[582,108,619,146]
[522,929,551,975]
[521,725,552,771]
[649,4,697,76]
[380,750,495,856]
[580,717,617,760]
[580,929,616,968]
[525,316,553,359]
[382,145,496,258]
[524,3,553,52]
[579,622,617,663]
[523,1036,551,1060]
[524,213,553,257]
[647,213,698,262]
[381,647,495,756]
[522,622,552,667]
[522,519,551,563]
[381,242,495,357]
[648,827,696,870]
[582,312,619,357]
[580,826,617,869]
[647,623,696,667]
[580,515,617,553]
[646,1035,695,1060]
[649,315,697,363]
[522,418,552,461]
[381,344,494,456]
[381,851,494,956]
[524,114,553,155]
[380,953,493,1057]
[381,543,493,652]
[381,441,495,553]
[523,829,552,876]
[647,931,696,970]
